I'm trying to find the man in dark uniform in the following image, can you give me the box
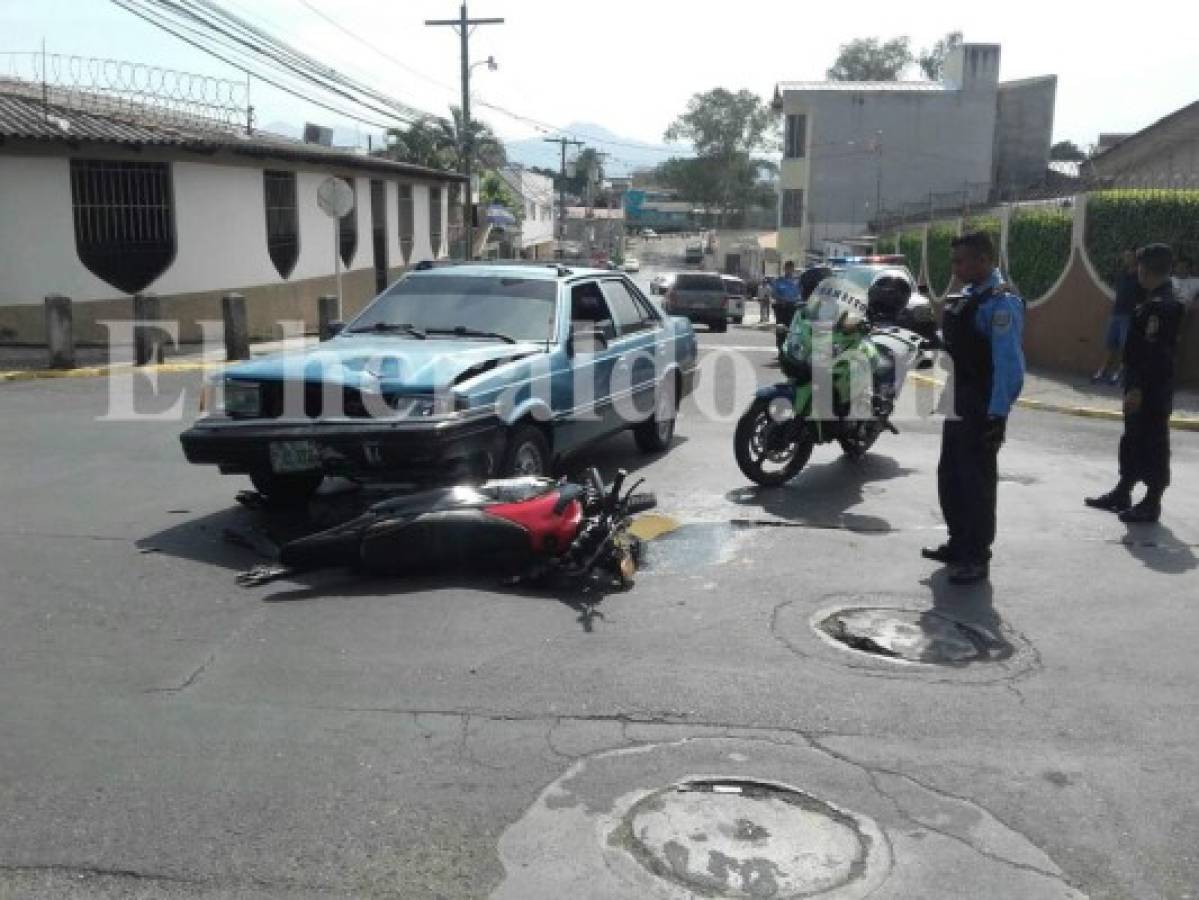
[1086,244,1185,523]
[922,232,1025,585]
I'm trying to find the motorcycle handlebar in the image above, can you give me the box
[625,493,657,515]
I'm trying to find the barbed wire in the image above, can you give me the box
[0,50,248,130]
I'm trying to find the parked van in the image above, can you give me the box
[720,274,747,325]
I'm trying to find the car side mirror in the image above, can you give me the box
[324,321,345,339]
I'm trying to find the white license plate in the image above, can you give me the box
[269,440,320,474]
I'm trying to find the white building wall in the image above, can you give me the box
[0,155,121,304]
[0,153,453,308]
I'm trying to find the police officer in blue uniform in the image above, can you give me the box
[922,232,1026,585]
[1085,244,1185,523]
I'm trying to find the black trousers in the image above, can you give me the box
[1119,390,1173,491]
[937,417,998,562]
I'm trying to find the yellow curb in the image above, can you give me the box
[909,373,1199,432]
[0,360,222,383]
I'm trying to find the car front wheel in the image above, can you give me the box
[499,424,551,477]
[249,470,324,506]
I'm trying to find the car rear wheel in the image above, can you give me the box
[633,377,677,453]
[500,424,550,477]
[249,470,324,506]
[710,319,728,333]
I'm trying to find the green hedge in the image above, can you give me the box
[927,222,958,297]
[1085,190,1199,287]
[1008,208,1072,300]
[898,230,924,282]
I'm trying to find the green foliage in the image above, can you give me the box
[1049,140,1086,162]
[383,106,506,173]
[1008,208,1072,300]
[899,230,925,282]
[1085,190,1199,286]
[927,222,959,297]
[479,172,522,223]
[917,31,962,80]
[827,36,912,81]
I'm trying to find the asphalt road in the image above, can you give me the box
[1,241,1197,899]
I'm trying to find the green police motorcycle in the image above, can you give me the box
[734,269,934,487]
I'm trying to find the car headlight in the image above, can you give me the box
[387,394,462,417]
[223,380,262,417]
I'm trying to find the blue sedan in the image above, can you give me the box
[181,263,699,503]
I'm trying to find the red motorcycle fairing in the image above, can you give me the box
[484,492,583,555]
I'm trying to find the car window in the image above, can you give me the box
[349,274,557,342]
[601,279,652,335]
[675,273,723,291]
[570,281,617,343]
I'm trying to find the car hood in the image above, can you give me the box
[221,337,546,392]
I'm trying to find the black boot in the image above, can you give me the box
[921,544,960,564]
[1085,481,1134,513]
[1119,488,1162,524]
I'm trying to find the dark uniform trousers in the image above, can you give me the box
[1119,388,1173,491]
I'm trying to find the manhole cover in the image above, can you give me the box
[815,607,1013,665]
[613,778,881,898]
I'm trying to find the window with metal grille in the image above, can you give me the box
[263,170,299,278]
[429,186,443,257]
[338,177,357,267]
[782,189,805,228]
[447,183,464,256]
[69,159,176,295]
[397,183,414,263]
[785,114,807,159]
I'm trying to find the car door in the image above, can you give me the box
[557,280,620,451]
[601,277,663,430]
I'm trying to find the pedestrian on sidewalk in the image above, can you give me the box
[922,232,1025,585]
[1092,249,1142,385]
[757,278,772,323]
[1086,244,1186,524]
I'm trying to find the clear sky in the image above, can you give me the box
[3,0,1197,162]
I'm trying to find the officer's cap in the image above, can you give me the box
[1137,243,1173,273]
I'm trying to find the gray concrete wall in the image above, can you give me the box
[993,78,1057,191]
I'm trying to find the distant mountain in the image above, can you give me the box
[504,122,690,176]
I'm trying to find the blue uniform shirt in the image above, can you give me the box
[771,276,801,303]
[963,268,1025,417]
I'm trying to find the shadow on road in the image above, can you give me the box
[723,453,914,534]
[1120,522,1199,576]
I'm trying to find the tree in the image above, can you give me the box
[917,31,962,81]
[662,88,777,223]
[381,106,506,172]
[826,37,912,81]
[479,172,522,222]
[1050,140,1087,162]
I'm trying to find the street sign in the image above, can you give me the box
[317,176,355,219]
[316,177,355,320]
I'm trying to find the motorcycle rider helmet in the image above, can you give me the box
[866,269,913,322]
[799,266,833,300]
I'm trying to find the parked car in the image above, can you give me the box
[640,228,659,240]
[180,264,699,503]
[622,257,641,272]
[662,271,728,333]
[720,274,748,325]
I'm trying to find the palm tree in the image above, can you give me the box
[436,106,508,172]
[382,107,506,174]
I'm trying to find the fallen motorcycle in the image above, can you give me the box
[735,268,936,487]
[236,468,656,590]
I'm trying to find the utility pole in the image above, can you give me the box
[426,4,503,261]
[543,136,584,242]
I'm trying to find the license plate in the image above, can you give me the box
[269,440,320,474]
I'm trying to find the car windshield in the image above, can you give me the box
[348,274,558,343]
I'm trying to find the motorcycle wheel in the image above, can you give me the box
[838,422,883,461]
[734,397,815,487]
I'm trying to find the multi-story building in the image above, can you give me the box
[774,44,1056,262]
[497,166,557,260]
